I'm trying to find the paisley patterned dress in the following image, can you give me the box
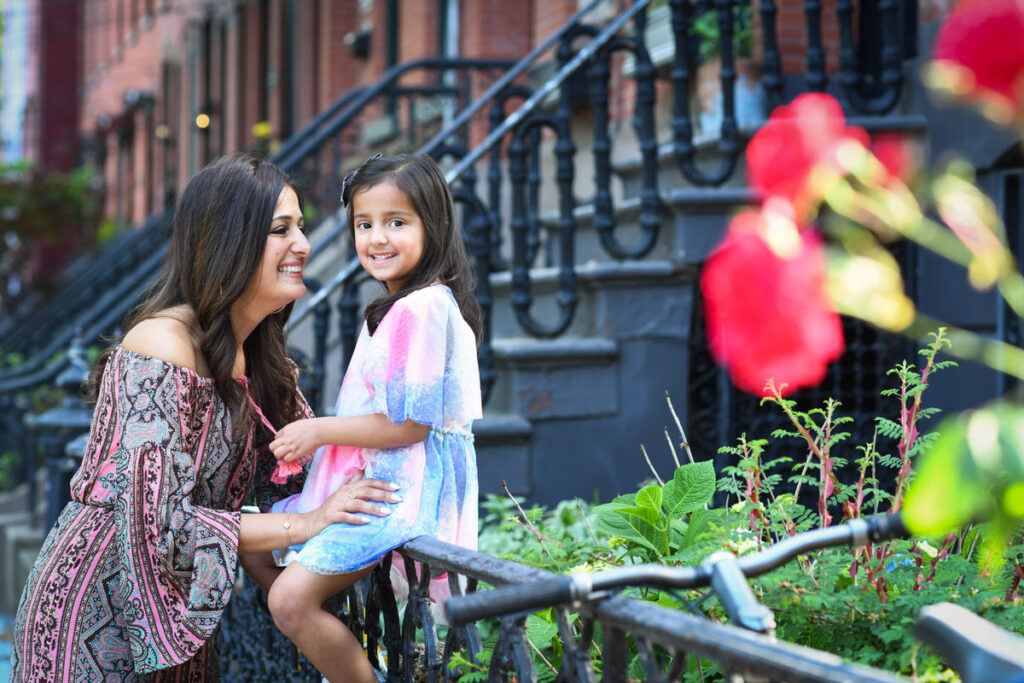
[271,284,481,585]
[11,347,309,682]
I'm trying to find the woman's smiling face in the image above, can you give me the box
[352,180,425,293]
[236,185,310,314]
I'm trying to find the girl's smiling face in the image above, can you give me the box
[352,180,425,293]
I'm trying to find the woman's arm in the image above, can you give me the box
[269,414,431,464]
[237,476,400,554]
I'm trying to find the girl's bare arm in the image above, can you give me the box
[270,414,431,463]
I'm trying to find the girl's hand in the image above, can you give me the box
[270,418,323,462]
[313,478,401,528]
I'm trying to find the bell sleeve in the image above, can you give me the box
[109,354,240,673]
[363,286,482,429]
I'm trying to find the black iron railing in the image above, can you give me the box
[222,535,907,682]
[287,0,915,411]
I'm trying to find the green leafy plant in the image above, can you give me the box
[0,161,103,303]
[472,340,1024,681]
[591,460,717,564]
[0,451,18,491]
[691,3,754,64]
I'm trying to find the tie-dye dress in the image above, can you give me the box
[271,284,481,581]
[11,347,309,682]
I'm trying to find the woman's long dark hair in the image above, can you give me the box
[341,153,482,341]
[91,153,302,439]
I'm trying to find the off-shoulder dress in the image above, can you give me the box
[11,346,308,682]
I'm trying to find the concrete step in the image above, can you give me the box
[0,512,46,614]
[611,113,930,197]
[534,187,759,266]
[472,414,532,499]
[486,337,619,419]
[488,258,697,340]
[492,333,692,506]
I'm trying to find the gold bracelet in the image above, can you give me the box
[283,514,294,547]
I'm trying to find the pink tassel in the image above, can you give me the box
[271,457,307,484]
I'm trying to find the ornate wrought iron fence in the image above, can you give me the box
[288,0,916,412]
[223,535,907,682]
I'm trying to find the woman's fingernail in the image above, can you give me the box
[388,483,399,491]
[390,494,403,503]
[378,507,392,515]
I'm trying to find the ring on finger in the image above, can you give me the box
[346,490,359,500]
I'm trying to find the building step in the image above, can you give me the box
[497,333,692,506]
[0,513,46,614]
[487,337,619,419]
[472,414,532,498]
[612,112,930,196]
[529,177,762,269]
[488,258,696,340]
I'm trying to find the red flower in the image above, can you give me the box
[871,132,917,184]
[746,93,867,219]
[933,0,1024,122]
[701,211,844,396]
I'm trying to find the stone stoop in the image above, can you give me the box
[0,520,45,614]
[477,254,697,505]
[0,473,48,614]
[471,414,532,498]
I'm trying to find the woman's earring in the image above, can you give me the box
[272,304,287,315]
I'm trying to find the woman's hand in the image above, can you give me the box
[270,417,323,462]
[310,477,401,530]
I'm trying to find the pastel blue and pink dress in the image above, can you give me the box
[271,283,482,580]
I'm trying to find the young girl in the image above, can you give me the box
[265,153,483,683]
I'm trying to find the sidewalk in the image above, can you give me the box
[1,612,12,680]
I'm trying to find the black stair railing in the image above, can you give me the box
[285,0,915,416]
[671,0,743,185]
[284,0,623,411]
[0,212,171,372]
[838,0,905,113]
[0,59,504,395]
[0,56,516,486]
[0,84,380,379]
[286,0,655,397]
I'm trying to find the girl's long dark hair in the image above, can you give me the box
[341,153,482,341]
[91,153,302,439]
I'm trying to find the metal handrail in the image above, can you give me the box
[401,536,904,682]
[287,0,649,330]
[443,0,652,185]
[274,56,517,173]
[415,0,608,156]
[1,59,513,389]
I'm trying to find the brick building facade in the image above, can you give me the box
[69,1,938,232]
[78,0,536,229]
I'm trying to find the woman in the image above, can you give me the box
[11,154,398,682]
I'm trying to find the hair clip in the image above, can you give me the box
[340,152,384,206]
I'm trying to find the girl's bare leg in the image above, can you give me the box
[267,561,378,683]
[240,551,283,594]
